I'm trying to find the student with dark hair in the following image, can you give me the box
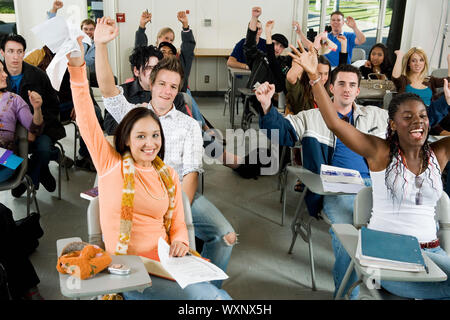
[0,33,65,197]
[359,43,393,80]
[244,7,292,96]
[258,39,450,299]
[293,40,450,299]
[102,45,186,136]
[96,18,237,289]
[67,29,231,300]
[227,19,267,70]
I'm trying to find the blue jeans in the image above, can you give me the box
[323,177,372,299]
[28,134,54,188]
[122,275,232,300]
[191,193,235,288]
[381,246,450,299]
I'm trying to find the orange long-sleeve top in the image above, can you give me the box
[69,64,188,261]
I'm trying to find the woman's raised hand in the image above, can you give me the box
[66,36,85,67]
[94,17,119,45]
[288,39,318,77]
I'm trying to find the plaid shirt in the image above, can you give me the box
[103,86,204,182]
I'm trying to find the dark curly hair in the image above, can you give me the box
[129,45,163,78]
[385,92,440,203]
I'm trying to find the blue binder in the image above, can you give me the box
[360,227,426,269]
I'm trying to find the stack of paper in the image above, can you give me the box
[320,164,365,193]
[356,227,427,272]
[154,238,228,289]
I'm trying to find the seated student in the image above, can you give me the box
[227,18,267,70]
[67,29,231,300]
[258,41,450,299]
[292,41,450,299]
[0,34,65,197]
[0,62,44,182]
[295,11,366,67]
[135,10,195,93]
[24,45,104,172]
[244,7,291,97]
[95,18,236,289]
[359,43,393,80]
[392,48,450,107]
[285,31,348,115]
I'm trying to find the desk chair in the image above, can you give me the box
[56,237,151,300]
[334,187,450,300]
[61,120,80,163]
[85,178,197,251]
[286,166,354,290]
[238,87,256,130]
[223,68,249,117]
[431,68,448,78]
[351,48,366,63]
[0,124,39,216]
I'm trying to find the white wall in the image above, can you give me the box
[401,0,450,71]
[13,0,88,53]
[14,0,448,91]
[109,0,301,87]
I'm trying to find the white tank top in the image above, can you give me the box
[368,152,443,243]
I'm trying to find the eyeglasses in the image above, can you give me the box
[415,176,424,205]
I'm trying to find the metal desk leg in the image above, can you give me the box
[288,187,308,253]
[336,259,355,299]
[230,75,236,129]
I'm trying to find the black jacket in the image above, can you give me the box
[5,62,65,142]
[103,80,188,135]
[244,28,291,93]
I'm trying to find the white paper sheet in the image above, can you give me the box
[320,164,365,194]
[31,16,91,91]
[158,238,228,289]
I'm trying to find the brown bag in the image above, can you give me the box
[359,73,396,99]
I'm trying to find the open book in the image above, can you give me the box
[320,164,365,194]
[356,227,427,272]
[140,238,228,289]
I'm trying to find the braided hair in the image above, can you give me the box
[385,93,440,202]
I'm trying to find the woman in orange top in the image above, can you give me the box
[67,31,231,300]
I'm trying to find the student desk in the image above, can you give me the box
[194,48,232,58]
[56,237,151,299]
[332,224,447,300]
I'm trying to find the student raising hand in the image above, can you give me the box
[94,17,119,45]
[255,82,276,115]
[288,40,319,77]
[177,11,189,29]
[66,36,85,67]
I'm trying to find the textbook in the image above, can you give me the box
[320,164,365,194]
[0,148,23,170]
[139,238,228,289]
[356,227,427,272]
[80,186,98,201]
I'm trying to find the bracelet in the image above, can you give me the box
[309,75,321,87]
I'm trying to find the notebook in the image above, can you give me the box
[80,186,98,201]
[356,227,427,272]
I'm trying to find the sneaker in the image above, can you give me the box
[39,166,56,192]
[11,182,27,198]
[75,156,96,172]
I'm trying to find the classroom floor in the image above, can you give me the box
[2,94,336,300]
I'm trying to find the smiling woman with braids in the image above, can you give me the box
[281,40,450,299]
